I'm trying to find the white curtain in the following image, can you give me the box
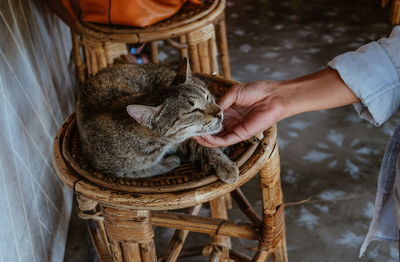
[0,0,75,261]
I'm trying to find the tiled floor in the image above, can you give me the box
[64,0,399,261]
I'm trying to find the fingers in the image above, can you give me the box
[217,84,241,110]
[193,136,218,147]
[194,133,245,148]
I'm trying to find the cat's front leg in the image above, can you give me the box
[159,155,181,172]
[204,147,239,184]
[179,141,239,184]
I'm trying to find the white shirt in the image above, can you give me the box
[328,26,400,256]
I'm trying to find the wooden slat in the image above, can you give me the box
[151,211,259,240]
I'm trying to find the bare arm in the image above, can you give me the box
[280,68,360,118]
[195,68,360,148]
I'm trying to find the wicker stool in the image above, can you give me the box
[49,0,231,83]
[53,75,288,262]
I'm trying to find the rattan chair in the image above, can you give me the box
[53,75,287,262]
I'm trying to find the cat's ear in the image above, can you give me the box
[171,57,192,86]
[126,104,162,129]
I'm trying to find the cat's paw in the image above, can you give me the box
[215,163,239,184]
[163,155,181,170]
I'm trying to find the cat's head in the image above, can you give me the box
[127,58,223,142]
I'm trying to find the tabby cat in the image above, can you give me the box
[76,59,239,183]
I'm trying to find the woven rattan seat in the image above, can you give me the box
[55,113,275,209]
[59,76,262,196]
[62,116,257,194]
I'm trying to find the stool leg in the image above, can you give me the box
[101,207,157,262]
[76,194,113,261]
[391,0,400,24]
[179,35,189,58]
[272,239,288,262]
[256,146,288,262]
[121,242,141,262]
[224,193,233,210]
[87,220,113,262]
[209,196,231,262]
[150,41,159,63]
[215,17,232,79]
[252,250,270,262]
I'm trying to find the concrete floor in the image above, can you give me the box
[64,0,400,261]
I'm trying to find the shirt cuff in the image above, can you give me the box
[328,41,400,126]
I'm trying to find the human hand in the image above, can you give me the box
[194,80,288,147]
[194,68,360,148]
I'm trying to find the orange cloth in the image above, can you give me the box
[62,0,201,27]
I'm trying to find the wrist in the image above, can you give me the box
[268,80,299,121]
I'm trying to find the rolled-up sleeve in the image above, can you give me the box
[328,26,400,126]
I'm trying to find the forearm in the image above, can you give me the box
[277,68,360,119]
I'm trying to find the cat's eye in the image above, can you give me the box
[187,100,195,106]
[189,108,205,114]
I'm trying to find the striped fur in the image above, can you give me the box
[77,61,238,183]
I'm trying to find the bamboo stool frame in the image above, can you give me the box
[67,0,231,84]
[53,75,288,262]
